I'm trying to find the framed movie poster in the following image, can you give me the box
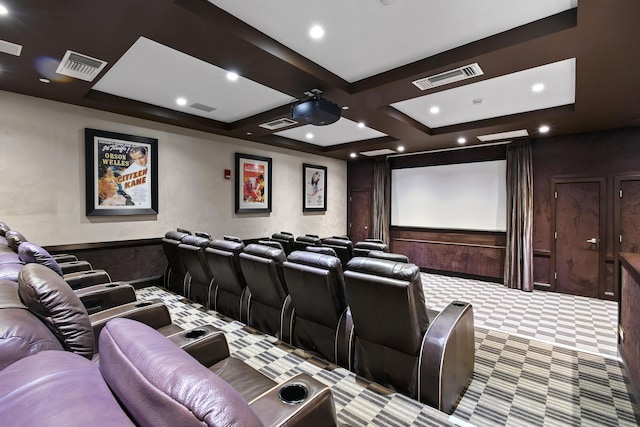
[85,128,158,216]
[303,163,327,212]
[235,153,272,214]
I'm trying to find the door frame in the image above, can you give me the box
[550,177,606,297]
[613,174,640,303]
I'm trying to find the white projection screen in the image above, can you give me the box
[391,160,507,231]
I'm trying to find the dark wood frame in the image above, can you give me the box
[85,128,158,216]
[303,163,327,212]
[235,152,272,214]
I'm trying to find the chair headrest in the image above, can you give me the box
[18,242,64,276]
[209,239,244,252]
[271,232,294,242]
[346,256,419,282]
[180,235,210,248]
[18,264,94,359]
[164,230,190,241]
[288,250,342,271]
[223,235,244,243]
[367,250,409,263]
[99,318,263,427]
[353,241,388,251]
[296,235,320,245]
[305,246,338,258]
[321,237,353,248]
[5,230,27,252]
[258,240,284,251]
[244,243,286,264]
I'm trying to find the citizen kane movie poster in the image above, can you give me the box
[96,140,151,209]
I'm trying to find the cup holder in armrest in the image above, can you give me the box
[451,301,467,307]
[134,302,152,308]
[105,284,119,288]
[278,383,308,405]
[184,329,207,339]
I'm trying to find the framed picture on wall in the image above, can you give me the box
[85,128,158,216]
[303,163,327,212]
[235,153,272,214]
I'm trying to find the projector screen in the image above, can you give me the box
[391,160,507,231]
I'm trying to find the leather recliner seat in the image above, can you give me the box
[177,234,214,306]
[282,250,353,368]
[162,230,192,295]
[344,257,475,414]
[271,232,295,255]
[239,243,292,342]
[293,235,321,252]
[320,237,354,269]
[352,240,388,257]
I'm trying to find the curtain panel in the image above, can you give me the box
[504,140,534,291]
[373,158,390,245]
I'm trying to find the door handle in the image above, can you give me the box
[587,238,597,244]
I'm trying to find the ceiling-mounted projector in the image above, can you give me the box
[291,96,341,126]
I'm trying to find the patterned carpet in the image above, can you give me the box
[137,273,640,427]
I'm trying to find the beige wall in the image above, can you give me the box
[0,91,347,246]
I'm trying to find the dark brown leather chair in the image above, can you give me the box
[271,232,295,255]
[367,249,409,263]
[239,243,292,342]
[178,235,214,306]
[162,230,191,294]
[293,235,321,252]
[353,241,388,257]
[283,250,353,368]
[321,237,354,268]
[204,239,250,323]
[344,257,475,414]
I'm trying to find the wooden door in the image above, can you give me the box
[614,176,640,301]
[551,179,605,298]
[348,189,371,243]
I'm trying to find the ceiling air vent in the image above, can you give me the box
[412,63,484,90]
[55,50,107,82]
[259,118,297,130]
[190,102,216,112]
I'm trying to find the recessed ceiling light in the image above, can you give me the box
[246,132,252,136]
[397,146,405,152]
[306,132,314,139]
[176,97,187,106]
[429,106,440,114]
[342,106,349,110]
[532,83,545,92]
[0,5,8,15]
[226,71,239,81]
[539,125,550,133]
[457,137,466,144]
[39,78,50,84]
[358,122,365,128]
[350,153,357,158]
[309,25,325,40]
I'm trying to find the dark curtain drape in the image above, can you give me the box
[504,140,534,291]
[373,158,390,245]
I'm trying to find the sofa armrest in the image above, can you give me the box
[419,301,475,414]
[167,325,229,367]
[89,299,172,351]
[51,253,78,263]
[249,373,337,426]
[58,260,93,274]
[336,307,354,369]
[64,270,112,290]
[75,282,137,314]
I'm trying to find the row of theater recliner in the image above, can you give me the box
[0,223,340,426]
[163,229,476,414]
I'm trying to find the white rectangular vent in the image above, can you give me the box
[0,39,22,56]
[477,129,529,142]
[259,118,297,130]
[55,50,107,82]
[412,63,483,90]
[360,149,397,157]
[190,103,216,112]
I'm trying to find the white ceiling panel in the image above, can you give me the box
[391,58,576,128]
[92,37,294,123]
[207,0,577,82]
[275,117,387,147]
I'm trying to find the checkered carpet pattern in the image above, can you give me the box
[138,272,640,426]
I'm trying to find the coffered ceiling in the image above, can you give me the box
[0,0,638,160]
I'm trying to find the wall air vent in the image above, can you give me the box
[412,63,484,90]
[55,50,107,82]
[360,148,397,157]
[259,117,297,130]
[190,102,216,112]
